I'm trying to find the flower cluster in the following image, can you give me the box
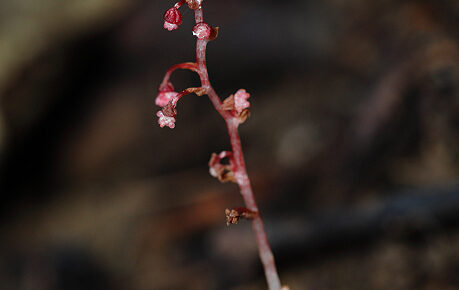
[162,0,218,40]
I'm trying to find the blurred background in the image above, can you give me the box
[0,0,458,289]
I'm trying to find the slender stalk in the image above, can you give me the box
[193,8,282,290]
[227,122,282,290]
[159,3,283,288]
[160,62,197,89]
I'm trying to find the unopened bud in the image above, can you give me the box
[164,7,183,25]
[163,7,183,31]
[193,22,212,39]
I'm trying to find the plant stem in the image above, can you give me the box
[160,62,197,88]
[193,7,282,290]
[227,121,282,290]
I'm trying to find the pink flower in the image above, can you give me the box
[156,91,178,107]
[156,111,176,129]
[234,89,250,113]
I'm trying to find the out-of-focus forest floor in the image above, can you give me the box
[0,0,458,289]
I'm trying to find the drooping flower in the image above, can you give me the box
[163,7,182,31]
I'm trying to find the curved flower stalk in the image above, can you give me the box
[155,1,285,289]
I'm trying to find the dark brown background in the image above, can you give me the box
[0,0,458,289]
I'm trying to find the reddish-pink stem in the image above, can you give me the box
[160,62,198,89]
[193,7,282,290]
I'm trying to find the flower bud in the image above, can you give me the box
[164,7,182,24]
[192,22,212,39]
[163,7,182,31]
